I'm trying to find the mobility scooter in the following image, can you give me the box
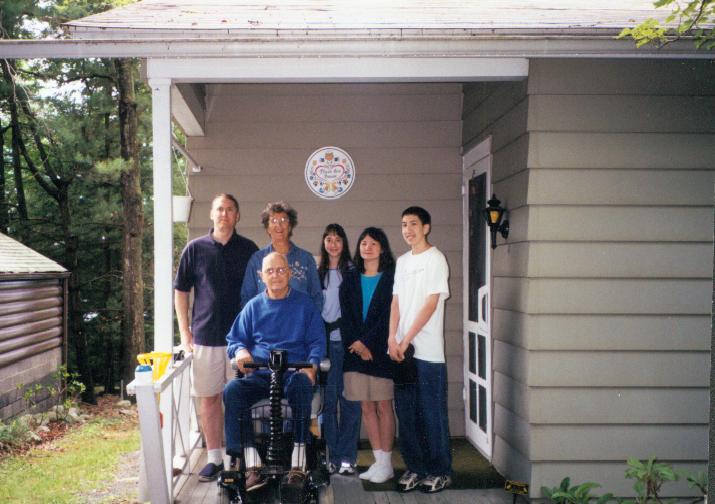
[217,349,334,504]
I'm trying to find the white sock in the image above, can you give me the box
[359,450,384,479]
[208,448,224,465]
[244,446,262,468]
[379,450,393,468]
[291,443,306,470]
[372,449,384,466]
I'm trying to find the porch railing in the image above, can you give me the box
[127,351,201,504]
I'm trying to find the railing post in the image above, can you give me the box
[135,382,170,504]
[150,76,175,500]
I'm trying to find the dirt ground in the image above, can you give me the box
[80,447,141,504]
[79,396,141,504]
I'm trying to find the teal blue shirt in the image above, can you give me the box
[361,273,383,321]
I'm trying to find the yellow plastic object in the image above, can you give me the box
[136,352,173,381]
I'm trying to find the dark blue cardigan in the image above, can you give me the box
[339,266,395,380]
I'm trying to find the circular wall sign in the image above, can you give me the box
[304,146,356,200]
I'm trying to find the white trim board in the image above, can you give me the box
[146,57,529,82]
[2,38,710,60]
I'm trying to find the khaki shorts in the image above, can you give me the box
[191,344,232,397]
[343,372,394,402]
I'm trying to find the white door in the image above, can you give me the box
[462,137,493,458]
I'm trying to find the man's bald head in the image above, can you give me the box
[260,252,291,299]
[262,251,288,270]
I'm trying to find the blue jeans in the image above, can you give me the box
[322,340,361,465]
[394,358,452,477]
[224,369,314,456]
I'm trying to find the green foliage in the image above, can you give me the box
[0,1,168,392]
[15,365,86,424]
[0,418,32,453]
[622,456,678,504]
[543,458,706,504]
[542,477,614,504]
[618,0,715,49]
[51,365,87,422]
[681,470,707,498]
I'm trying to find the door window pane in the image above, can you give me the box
[468,174,486,322]
[479,385,488,432]
[469,332,476,374]
[478,334,486,380]
[469,380,477,423]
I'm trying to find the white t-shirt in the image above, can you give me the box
[393,246,450,363]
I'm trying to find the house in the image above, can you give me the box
[1,0,712,497]
[0,232,70,420]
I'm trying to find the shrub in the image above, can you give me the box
[542,477,614,504]
[0,418,32,453]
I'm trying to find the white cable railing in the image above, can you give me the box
[127,351,201,504]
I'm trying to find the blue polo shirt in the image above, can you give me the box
[174,230,258,347]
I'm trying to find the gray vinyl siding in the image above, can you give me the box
[186,83,466,435]
[462,59,714,496]
[462,79,532,482]
[523,59,713,496]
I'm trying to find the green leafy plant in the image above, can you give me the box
[18,382,47,424]
[678,470,706,503]
[622,456,679,504]
[542,477,614,504]
[50,365,86,422]
[618,0,715,49]
[16,366,86,424]
[0,418,32,452]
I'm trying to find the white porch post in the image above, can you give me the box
[150,76,175,502]
[150,77,174,353]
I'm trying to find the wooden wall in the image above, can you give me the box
[186,83,467,434]
[0,278,66,420]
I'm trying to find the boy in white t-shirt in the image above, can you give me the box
[388,206,452,494]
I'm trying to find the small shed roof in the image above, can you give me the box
[0,233,67,275]
[66,0,673,39]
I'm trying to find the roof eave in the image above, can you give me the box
[0,35,711,60]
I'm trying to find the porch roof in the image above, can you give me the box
[66,0,673,39]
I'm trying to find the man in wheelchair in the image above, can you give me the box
[224,252,327,500]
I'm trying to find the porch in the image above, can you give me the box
[176,449,513,504]
[130,351,510,503]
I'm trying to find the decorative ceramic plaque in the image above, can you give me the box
[304,146,356,200]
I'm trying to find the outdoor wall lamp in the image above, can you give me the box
[483,194,509,249]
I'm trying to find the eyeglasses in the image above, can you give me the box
[263,267,288,276]
[270,217,289,225]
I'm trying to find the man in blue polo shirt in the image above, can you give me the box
[174,193,258,482]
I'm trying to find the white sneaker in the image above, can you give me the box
[359,463,378,480]
[397,470,424,492]
[420,474,452,493]
[338,462,356,475]
[368,463,394,484]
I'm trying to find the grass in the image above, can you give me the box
[0,415,139,504]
